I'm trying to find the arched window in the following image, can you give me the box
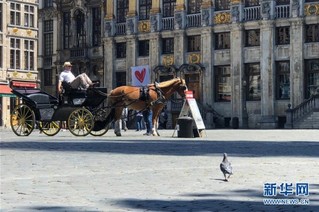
[75,10,86,47]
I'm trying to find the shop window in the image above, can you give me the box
[215,66,231,102]
[276,61,290,99]
[245,63,261,101]
[305,60,319,98]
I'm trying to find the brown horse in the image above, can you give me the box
[105,77,187,136]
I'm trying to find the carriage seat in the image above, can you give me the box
[61,81,87,106]
[27,93,52,109]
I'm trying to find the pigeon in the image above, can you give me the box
[220,153,233,181]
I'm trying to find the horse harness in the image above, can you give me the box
[139,82,166,106]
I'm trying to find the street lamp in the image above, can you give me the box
[242,79,248,128]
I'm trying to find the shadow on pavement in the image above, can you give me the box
[1,139,318,157]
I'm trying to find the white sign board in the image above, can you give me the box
[131,65,150,86]
[186,99,205,130]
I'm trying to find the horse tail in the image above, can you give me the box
[104,107,115,125]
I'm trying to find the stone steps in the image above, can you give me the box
[294,112,319,129]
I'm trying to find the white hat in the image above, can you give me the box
[63,61,72,67]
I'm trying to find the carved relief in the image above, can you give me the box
[214,12,231,24]
[188,53,201,64]
[162,55,174,66]
[150,16,158,32]
[231,6,239,22]
[261,2,271,19]
[138,21,151,33]
[305,4,319,16]
[202,9,210,26]
[104,22,111,36]
[127,19,134,34]
[175,13,183,29]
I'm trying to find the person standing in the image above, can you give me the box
[58,61,94,93]
[121,107,128,131]
[135,111,143,131]
[142,108,153,136]
[159,109,168,129]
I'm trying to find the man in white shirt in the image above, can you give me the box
[58,61,93,93]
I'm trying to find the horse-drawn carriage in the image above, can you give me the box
[10,85,110,136]
[10,77,187,137]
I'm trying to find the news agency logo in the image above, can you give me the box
[263,182,310,205]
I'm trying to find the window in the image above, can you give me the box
[63,12,71,49]
[305,60,319,98]
[117,0,128,23]
[92,7,101,46]
[43,69,53,86]
[245,0,260,7]
[276,27,290,45]
[116,72,126,87]
[276,0,289,5]
[139,0,151,20]
[276,61,290,99]
[24,5,34,27]
[138,40,149,56]
[162,38,174,54]
[187,0,202,14]
[10,38,21,69]
[10,3,21,26]
[0,3,3,31]
[245,29,260,46]
[215,32,230,49]
[187,35,201,52]
[116,42,126,58]
[305,24,319,42]
[215,66,231,102]
[163,0,176,17]
[24,40,34,70]
[245,63,261,101]
[43,20,53,56]
[215,0,230,11]
[44,0,53,8]
[75,10,86,47]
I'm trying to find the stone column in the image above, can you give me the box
[230,23,244,127]
[149,33,160,82]
[126,35,137,85]
[201,27,214,128]
[103,37,115,90]
[290,18,304,107]
[150,0,160,32]
[175,0,186,30]
[174,30,186,67]
[260,20,276,128]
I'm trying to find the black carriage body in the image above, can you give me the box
[12,87,108,122]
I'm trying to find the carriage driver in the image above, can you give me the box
[58,61,94,93]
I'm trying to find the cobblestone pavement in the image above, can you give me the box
[1,128,319,212]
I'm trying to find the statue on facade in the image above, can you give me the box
[104,22,111,37]
[127,19,134,34]
[175,13,182,29]
[261,2,271,20]
[151,16,158,32]
[292,0,300,17]
[202,9,210,26]
[231,6,240,22]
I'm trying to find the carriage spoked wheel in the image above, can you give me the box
[90,122,110,136]
[38,121,61,136]
[68,108,94,136]
[10,104,35,136]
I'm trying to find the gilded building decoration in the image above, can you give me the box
[162,55,174,66]
[305,4,319,16]
[188,53,201,64]
[138,21,151,33]
[231,0,241,4]
[214,12,231,24]
[12,28,19,33]
[26,29,32,35]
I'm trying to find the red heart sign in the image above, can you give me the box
[135,68,146,83]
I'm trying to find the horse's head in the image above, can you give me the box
[175,78,188,98]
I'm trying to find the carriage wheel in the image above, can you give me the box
[39,121,61,136]
[10,104,35,136]
[68,108,94,136]
[90,123,110,136]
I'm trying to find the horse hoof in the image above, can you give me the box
[115,132,121,136]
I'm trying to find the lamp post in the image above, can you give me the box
[242,79,248,128]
